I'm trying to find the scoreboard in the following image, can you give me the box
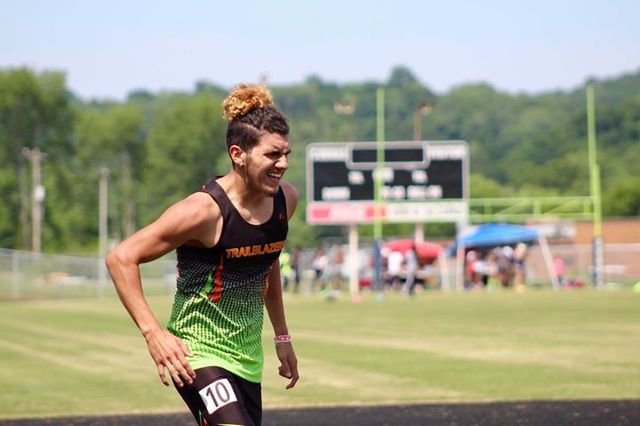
[306,141,469,225]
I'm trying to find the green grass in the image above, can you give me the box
[0,288,639,419]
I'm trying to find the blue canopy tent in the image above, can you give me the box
[451,223,558,290]
[450,223,540,252]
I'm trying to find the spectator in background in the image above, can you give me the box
[401,244,419,296]
[290,246,302,293]
[513,242,528,291]
[472,251,490,289]
[311,245,328,292]
[465,250,477,288]
[329,244,345,292]
[495,245,514,288]
[386,250,404,290]
[280,250,292,292]
[554,256,566,288]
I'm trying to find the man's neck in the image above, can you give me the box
[218,170,267,210]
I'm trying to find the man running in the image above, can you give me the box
[106,83,299,425]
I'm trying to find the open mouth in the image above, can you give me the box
[266,171,283,184]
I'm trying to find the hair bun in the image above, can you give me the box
[222,84,274,121]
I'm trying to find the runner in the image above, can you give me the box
[106,83,299,426]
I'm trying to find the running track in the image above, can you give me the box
[2,400,639,425]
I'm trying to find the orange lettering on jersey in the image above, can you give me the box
[268,241,284,253]
[225,240,285,258]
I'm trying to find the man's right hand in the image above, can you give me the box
[143,328,196,387]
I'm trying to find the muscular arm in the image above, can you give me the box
[265,259,299,390]
[106,192,219,387]
[264,180,299,389]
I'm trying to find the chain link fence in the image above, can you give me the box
[0,249,176,300]
[1,242,639,301]
[525,243,640,287]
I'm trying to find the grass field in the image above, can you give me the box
[1,288,639,420]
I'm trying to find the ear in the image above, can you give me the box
[229,145,246,168]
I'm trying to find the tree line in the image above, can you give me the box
[1,66,638,253]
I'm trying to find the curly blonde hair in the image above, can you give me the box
[222,83,289,152]
[222,84,274,122]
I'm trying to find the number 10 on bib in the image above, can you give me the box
[198,378,238,414]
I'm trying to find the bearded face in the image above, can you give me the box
[241,133,291,197]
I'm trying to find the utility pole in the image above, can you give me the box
[413,102,433,142]
[374,88,385,301]
[586,85,604,289]
[413,102,433,243]
[334,99,359,302]
[22,147,46,252]
[334,100,356,141]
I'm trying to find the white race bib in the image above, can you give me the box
[198,378,238,415]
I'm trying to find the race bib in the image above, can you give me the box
[198,378,238,415]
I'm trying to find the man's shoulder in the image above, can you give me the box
[280,180,298,218]
[280,179,298,197]
[179,192,221,222]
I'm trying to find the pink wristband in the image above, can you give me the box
[274,334,292,344]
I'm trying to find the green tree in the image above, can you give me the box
[0,68,72,249]
[603,177,640,216]
[387,66,419,88]
[71,104,146,245]
[141,93,226,224]
[469,173,513,198]
[2,64,639,251]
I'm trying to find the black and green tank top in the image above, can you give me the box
[167,179,288,383]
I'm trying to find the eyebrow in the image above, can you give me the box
[266,148,291,155]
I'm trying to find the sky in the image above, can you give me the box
[1,0,639,101]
